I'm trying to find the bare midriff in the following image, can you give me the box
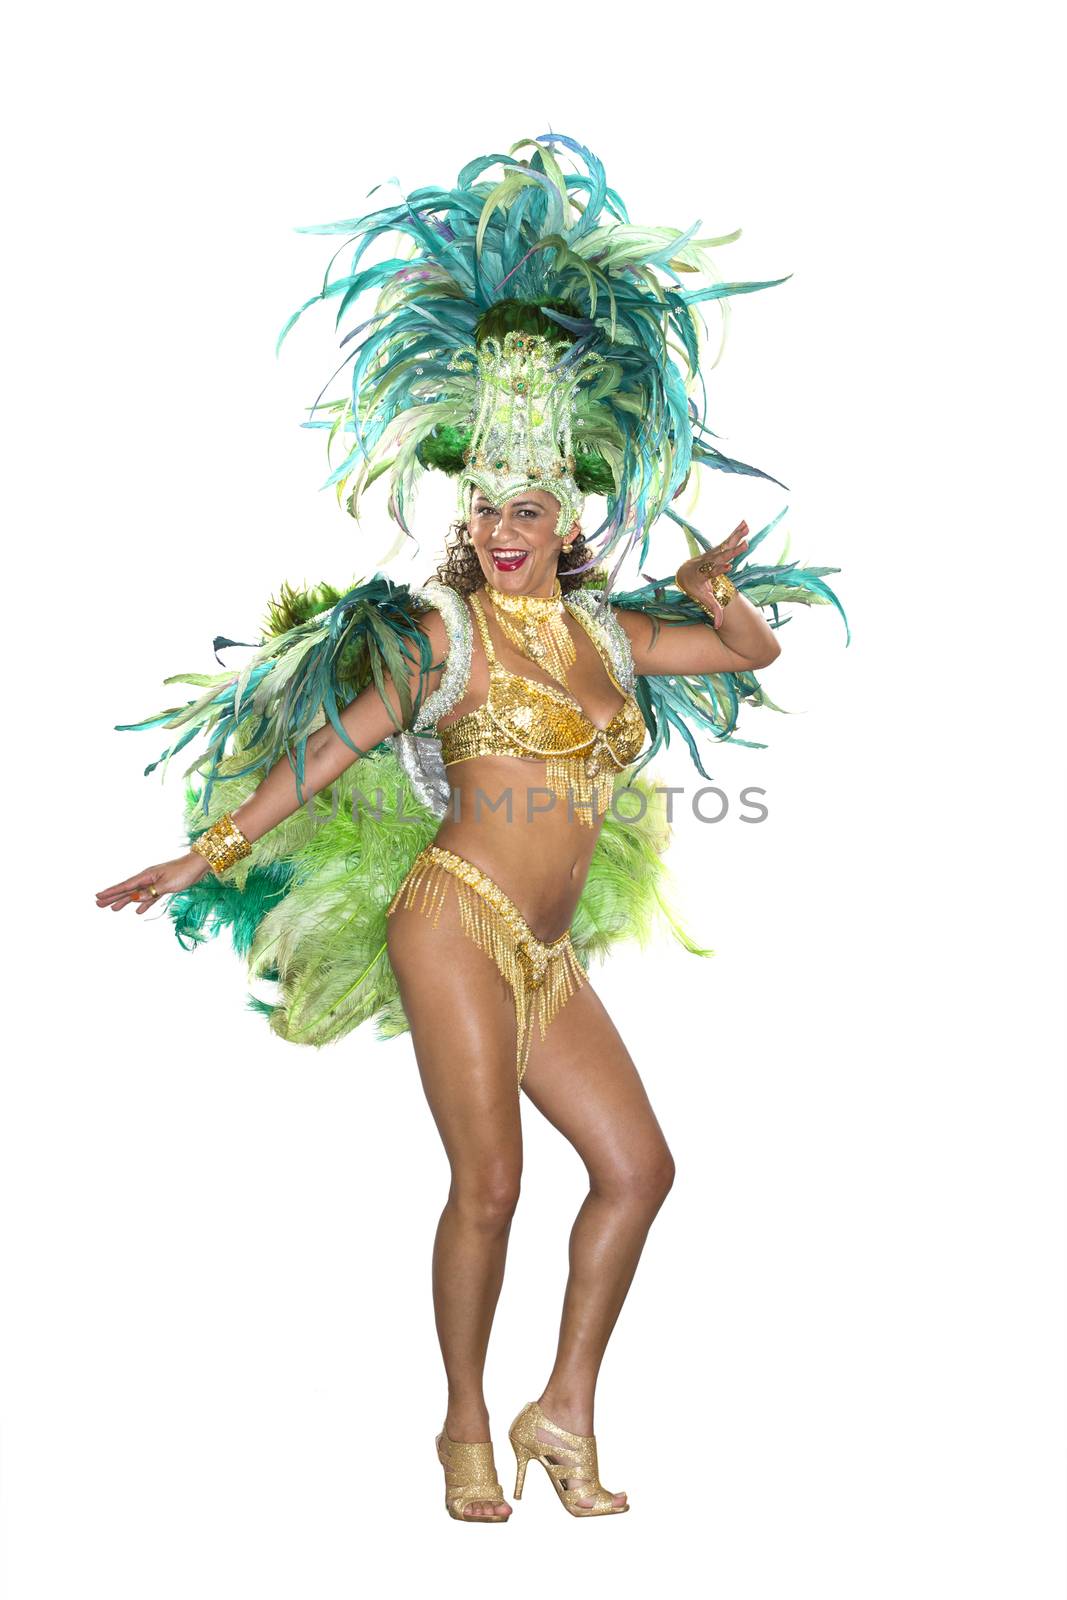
[432,754,607,943]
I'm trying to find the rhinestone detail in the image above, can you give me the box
[410,581,473,731]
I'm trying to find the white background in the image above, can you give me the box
[2,3,1064,1597]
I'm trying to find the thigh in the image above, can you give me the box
[519,977,672,1184]
[387,890,523,1173]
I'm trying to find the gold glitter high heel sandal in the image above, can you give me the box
[508,1401,629,1517]
[435,1429,511,1523]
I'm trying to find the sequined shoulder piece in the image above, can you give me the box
[409,581,473,731]
[563,589,636,695]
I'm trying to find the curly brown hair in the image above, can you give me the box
[430,519,606,596]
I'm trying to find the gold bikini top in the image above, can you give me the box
[438,589,646,774]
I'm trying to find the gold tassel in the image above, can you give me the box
[387,847,586,1085]
[544,747,618,826]
[486,582,577,688]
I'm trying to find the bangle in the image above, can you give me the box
[191,812,253,877]
[675,565,737,620]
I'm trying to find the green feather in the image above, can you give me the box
[171,749,710,1048]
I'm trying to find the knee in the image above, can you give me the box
[450,1164,522,1230]
[597,1145,676,1214]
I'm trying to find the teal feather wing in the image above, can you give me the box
[115,574,437,817]
[612,507,850,774]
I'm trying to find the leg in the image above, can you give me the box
[519,980,676,1509]
[387,889,523,1520]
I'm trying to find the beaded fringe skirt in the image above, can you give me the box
[386,845,586,1086]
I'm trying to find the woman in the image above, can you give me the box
[95,134,845,1521]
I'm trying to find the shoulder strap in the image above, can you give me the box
[409,581,475,730]
[563,589,636,694]
[467,589,497,666]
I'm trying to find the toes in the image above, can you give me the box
[612,1491,627,1508]
[462,1499,510,1519]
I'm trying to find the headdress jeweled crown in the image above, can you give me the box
[452,330,604,538]
[280,133,787,578]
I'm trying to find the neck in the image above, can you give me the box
[487,577,562,605]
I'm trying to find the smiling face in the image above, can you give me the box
[468,489,579,595]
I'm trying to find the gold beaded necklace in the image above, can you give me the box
[486,579,577,688]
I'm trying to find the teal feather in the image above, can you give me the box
[611,507,850,769]
[115,575,436,818]
[278,132,789,563]
[167,862,295,955]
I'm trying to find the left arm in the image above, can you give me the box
[613,520,782,677]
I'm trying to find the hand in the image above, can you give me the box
[676,520,749,628]
[95,852,211,915]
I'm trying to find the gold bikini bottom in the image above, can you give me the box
[386,845,586,1087]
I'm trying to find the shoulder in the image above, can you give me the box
[411,580,469,635]
[408,579,470,656]
[607,605,645,642]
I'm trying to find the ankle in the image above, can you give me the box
[536,1384,596,1435]
[444,1396,491,1441]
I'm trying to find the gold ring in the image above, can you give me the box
[148,885,159,897]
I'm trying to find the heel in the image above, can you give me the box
[512,1440,532,1499]
[508,1399,628,1517]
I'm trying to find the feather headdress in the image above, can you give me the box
[279,132,788,574]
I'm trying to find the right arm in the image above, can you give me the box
[95,606,449,914]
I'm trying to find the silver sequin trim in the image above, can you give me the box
[389,729,451,819]
[564,589,635,694]
[409,581,473,731]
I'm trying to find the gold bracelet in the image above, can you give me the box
[675,565,737,620]
[190,812,253,877]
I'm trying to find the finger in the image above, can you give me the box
[97,887,134,905]
[703,587,725,628]
[96,874,148,899]
[97,872,156,902]
[114,887,156,912]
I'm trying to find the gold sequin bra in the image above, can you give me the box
[437,588,646,820]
